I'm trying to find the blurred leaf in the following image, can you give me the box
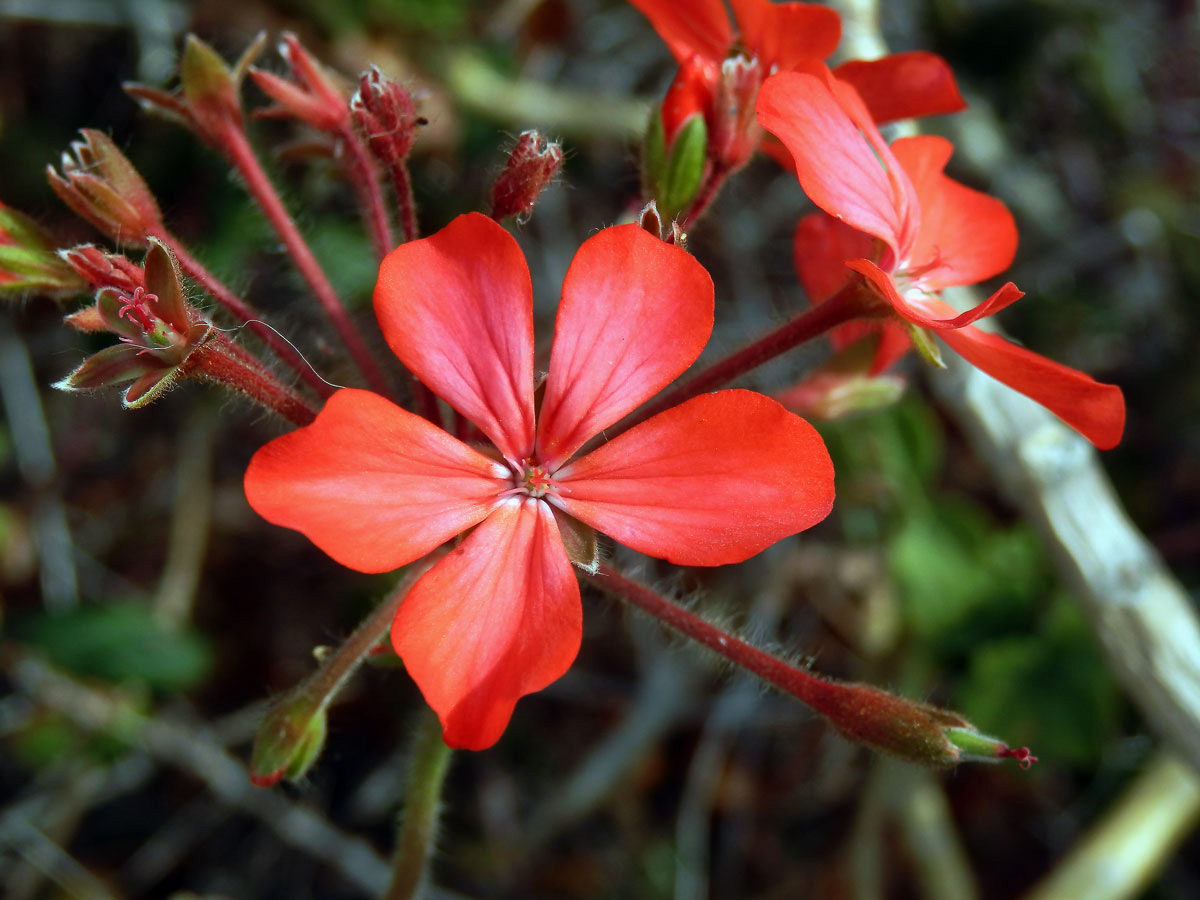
[23,602,212,692]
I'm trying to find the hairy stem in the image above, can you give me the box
[187,334,318,426]
[385,708,453,900]
[221,125,392,396]
[156,228,334,398]
[338,125,394,261]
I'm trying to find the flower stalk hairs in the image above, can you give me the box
[244,213,836,750]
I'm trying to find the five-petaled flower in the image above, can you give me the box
[757,65,1125,449]
[244,214,835,750]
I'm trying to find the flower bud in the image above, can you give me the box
[777,335,906,420]
[46,130,163,247]
[250,33,350,134]
[642,103,707,222]
[126,33,266,148]
[59,245,145,294]
[489,130,564,223]
[0,202,87,298]
[351,67,421,166]
[250,698,329,787]
[710,53,763,171]
[803,675,1036,769]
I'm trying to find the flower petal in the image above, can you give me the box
[793,212,876,304]
[833,52,965,125]
[757,69,917,262]
[375,213,535,462]
[847,259,1025,329]
[626,0,732,64]
[244,389,508,573]
[555,390,834,566]
[939,326,1126,449]
[889,136,1018,289]
[392,498,581,750]
[729,0,842,69]
[536,224,714,469]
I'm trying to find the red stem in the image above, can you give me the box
[612,282,862,437]
[155,228,334,399]
[586,565,828,707]
[187,334,317,427]
[678,163,730,232]
[221,125,392,397]
[338,125,394,261]
[390,161,418,244]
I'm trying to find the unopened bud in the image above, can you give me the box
[777,335,906,420]
[47,130,163,247]
[351,67,421,165]
[0,202,87,298]
[250,699,329,787]
[59,245,145,294]
[710,53,763,171]
[803,675,1036,769]
[251,33,349,134]
[489,130,563,223]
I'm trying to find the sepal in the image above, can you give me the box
[249,698,329,787]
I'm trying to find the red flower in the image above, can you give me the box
[244,214,835,749]
[757,66,1125,449]
[628,0,965,130]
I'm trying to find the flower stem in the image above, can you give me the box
[614,282,862,436]
[187,333,318,426]
[338,124,394,261]
[678,163,731,232]
[385,707,453,900]
[389,161,418,245]
[155,228,334,398]
[221,125,392,396]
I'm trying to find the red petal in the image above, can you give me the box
[834,52,966,124]
[729,0,842,69]
[375,213,535,462]
[555,390,834,565]
[889,136,1018,289]
[244,389,507,573]
[793,212,876,304]
[536,225,714,469]
[940,326,1126,449]
[847,259,1025,329]
[391,499,581,750]
[757,69,917,262]
[626,0,732,64]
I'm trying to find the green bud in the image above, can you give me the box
[644,113,708,222]
[250,699,329,787]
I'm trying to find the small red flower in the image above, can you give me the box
[244,214,835,750]
[757,66,1125,449]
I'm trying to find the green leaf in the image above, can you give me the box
[23,602,212,692]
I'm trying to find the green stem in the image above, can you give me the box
[385,708,454,900]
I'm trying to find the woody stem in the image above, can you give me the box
[221,124,393,396]
[614,282,862,437]
[154,228,334,398]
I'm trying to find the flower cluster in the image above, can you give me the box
[5,3,1122,768]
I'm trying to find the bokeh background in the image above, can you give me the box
[1,0,1198,897]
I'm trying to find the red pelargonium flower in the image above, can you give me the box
[244,213,835,750]
[629,0,965,130]
[757,66,1125,449]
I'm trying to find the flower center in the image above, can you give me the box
[518,459,555,499]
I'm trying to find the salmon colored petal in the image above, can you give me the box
[391,499,581,750]
[847,259,1024,329]
[870,323,914,374]
[626,0,732,64]
[244,389,507,573]
[729,0,841,69]
[793,212,877,304]
[555,391,834,566]
[536,225,714,469]
[375,213,535,462]
[757,70,915,261]
[890,136,1018,289]
[940,326,1125,449]
[833,52,966,124]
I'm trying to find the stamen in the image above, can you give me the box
[116,286,158,332]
